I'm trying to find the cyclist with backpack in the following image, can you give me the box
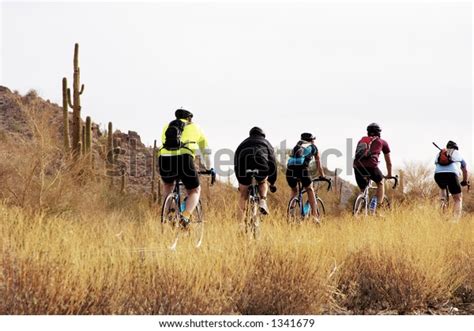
[434,140,469,219]
[158,108,213,227]
[234,127,277,217]
[353,123,393,213]
[286,133,327,222]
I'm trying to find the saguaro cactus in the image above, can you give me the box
[151,140,157,202]
[81,125,86,156]
[66,43,85,156]
[85,116,92,153]
[62,78,70,153]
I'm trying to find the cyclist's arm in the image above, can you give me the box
[197,128,211,169]
[461,160,468,182]
[314,152,325,177]
[384,153,393,177]
[267,144,277,185]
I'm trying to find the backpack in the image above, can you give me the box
[437,149,454,166]
[163,119,186,151]
[355,136,378,161]
[287,142,316,167]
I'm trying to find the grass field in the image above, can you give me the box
[1,201,472,315]
[0,104,472,315]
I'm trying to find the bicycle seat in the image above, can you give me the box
[246,169,260,176]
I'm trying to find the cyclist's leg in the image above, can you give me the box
[446,173,462,219]
[370,167,385,204]
[257,177,269,214]
[286,167,298,200]
[354,167,369,193]
[301,168,318,217]
[452,193,462,219]
[180,154,201,217]
[238,183,250,219]
[434,173,448,204]
[236,170,251,220]
[158,155,178,197]
[257,178,268,198]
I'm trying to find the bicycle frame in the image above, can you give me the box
[353,175,398,216]
[288,177,331,220]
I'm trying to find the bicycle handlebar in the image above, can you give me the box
[384,175,398,189]
[198,169,216,185]
[312,177,332,192]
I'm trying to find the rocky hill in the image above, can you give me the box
[0,86,154,195]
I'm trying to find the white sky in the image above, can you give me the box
[1,1,472,181]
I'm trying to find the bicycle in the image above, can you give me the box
[243,169,276,239]
[352,175,398,216]
[287,177,332,224]
[161,169,215,250]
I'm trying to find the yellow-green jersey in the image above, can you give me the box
[159,119,209,158]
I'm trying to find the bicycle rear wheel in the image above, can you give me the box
[353,195,366,217]
[287,197,301,224]
[245,198,260,239]
[161,193,179,232]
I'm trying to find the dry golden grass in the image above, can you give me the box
[0,201,472,315]
[0,101,473,315]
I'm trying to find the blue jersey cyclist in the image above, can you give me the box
[286,133,326,222]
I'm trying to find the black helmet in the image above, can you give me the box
[175,108,193,119]
[249,126,265,138]
[300,133,315,142]
[367,123,381,136]
[446,140,458,150]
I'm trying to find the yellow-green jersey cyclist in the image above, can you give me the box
[158,108,213,227]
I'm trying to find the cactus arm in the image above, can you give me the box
[67,88,73,108]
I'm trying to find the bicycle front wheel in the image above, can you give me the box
[316,197,326,220]
[188,200,204,248]
[353,195,366,217]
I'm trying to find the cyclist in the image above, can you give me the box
[434,140,469,219]
[353,123,393,212]
[286,133,326,222]
[158,108,213,227]
[234,127,277,217]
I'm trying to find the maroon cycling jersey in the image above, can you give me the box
[353,137,391,168]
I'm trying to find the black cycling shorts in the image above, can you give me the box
[286,165,312,188]
[158,154,200,190]
[354,166,384,190]
[236,169,268,186]
[434,172,461,195]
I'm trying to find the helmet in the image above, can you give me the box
[446,140,458,150]
[300,133,315,142]
[175,108,193,119]
[249,126,265,138]
[367,123,381,136]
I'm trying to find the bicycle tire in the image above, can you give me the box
[287,197,301,224]
[245,198,260,239]
[161,193,179,232]
[316,197,326,219]
[188,200,204,248]
[353,195,366,216]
